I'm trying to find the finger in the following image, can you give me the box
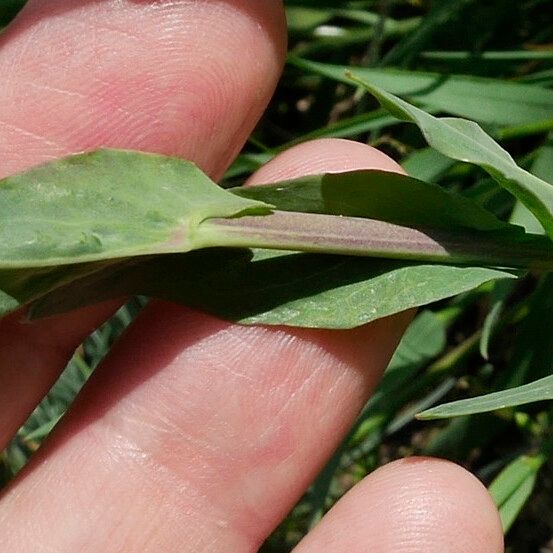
[246,137,405,184]
[0,301,120,448]
[293,457,503,553]
[1,0,286,179]
[0,0,286,450]
[1,139,414,552]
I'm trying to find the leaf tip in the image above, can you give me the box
[415,409,441,421]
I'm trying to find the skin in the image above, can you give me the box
[0,1,504,552]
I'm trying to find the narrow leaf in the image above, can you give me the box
[381,0,475,66]
[418,374,553,420]
[422,50,553,61]
[511,134,553,234]
[387,310,447,371]
[351,76,553,239]
[285,7,333,32]
[480,279,514,360]
[489,454,545,533]
[289,56,553,126]
[28,250,517,329]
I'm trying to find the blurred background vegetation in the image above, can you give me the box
[2,1,553,551]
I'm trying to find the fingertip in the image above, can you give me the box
[297,457,504,553]
[372,457,503,551]
[246,138,405,186]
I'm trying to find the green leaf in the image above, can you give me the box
[387,310,447,372]
[381,0,476,66]
[0,261,120,318]
[351,311,448,442]
[226,172,553,271]
[0,288,18,315]
[418,374,553,420]
[351,77,553,239]
[28,249,517,329]
[489,454,545,533]
[235,169,514,232]
[0,149,536,328]
[498,273,553,389]
[401,148,455,182]
[421,273,553,425]
[286,7,333,32]
[479,279,514,360]
[0,149,270,268]
[288,56,553,126]
[6,150,536,279]
[422,50,553,61]
[511,134,553,234]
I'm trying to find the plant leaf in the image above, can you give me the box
[401,148,455,182]
[351,311,448,443]
[418,374,553,420]
[0,261,121,318]
[285,7,333,32]
[28,249,517,329]
[0,149,271,268]
[381,0,476,66]
[387,310,447,372]
[498,274,553,389]
[480,279,514,360]
[235,169,515,232]
[0,150,530,328]
[351,77,553,239]
[489,454,545,533]
[510,134,553,235]
[288,56,553,126]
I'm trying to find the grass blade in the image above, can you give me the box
[480,280,514,360]
[289,56,553,126]
[418,374,553,420]
[489,454,546,533]
[381,0,475,66]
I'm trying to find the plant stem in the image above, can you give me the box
[197,210,553,270]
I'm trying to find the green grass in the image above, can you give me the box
[2,1,553,551]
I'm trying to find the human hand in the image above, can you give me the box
[0,1,503,551]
